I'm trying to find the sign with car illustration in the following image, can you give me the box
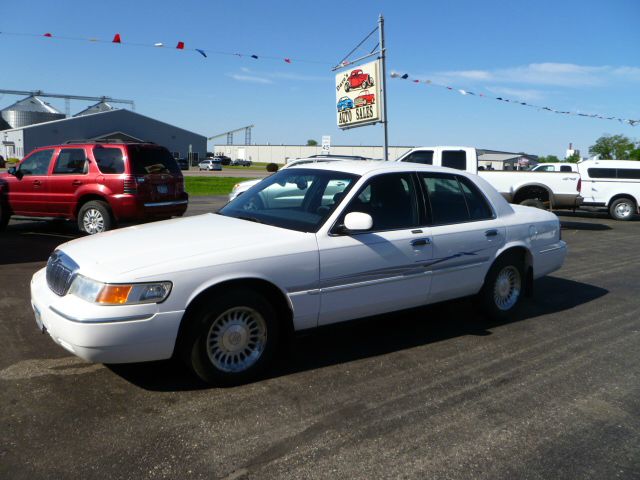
[335,60,381,129]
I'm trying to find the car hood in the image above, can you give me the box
[57,214,314,281]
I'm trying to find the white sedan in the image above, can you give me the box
[31,162,566,385]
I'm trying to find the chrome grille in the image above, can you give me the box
[46,251,79,296]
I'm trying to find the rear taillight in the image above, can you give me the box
[176,177,185,193]
[577,177,581,192]
[123,175,137,194]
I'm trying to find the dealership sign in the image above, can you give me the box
[335,60,382,129]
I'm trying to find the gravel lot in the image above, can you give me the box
[1,203,639,480]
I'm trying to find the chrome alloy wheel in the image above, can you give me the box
[614,201,632,218]
[206,306,267,373]
[493,266,522,311]
[83,208,105,234]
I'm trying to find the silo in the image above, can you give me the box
[0,95,65,129]
[74,100,115,117]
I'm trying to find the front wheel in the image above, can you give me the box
[609,197,636,221]
[179,290,280,386]
[78,200,112,235]
[477,253,524,321]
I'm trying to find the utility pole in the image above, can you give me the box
[379,14,389,161]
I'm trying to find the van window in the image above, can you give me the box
[617,169,640,179]
[403,150,433,165]
[441,150,467,170]
[587,168,617,179]
[94,147,125,174]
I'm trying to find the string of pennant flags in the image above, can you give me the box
[2,29,637,127]
[0,30,327,64]
[390,71,639,127]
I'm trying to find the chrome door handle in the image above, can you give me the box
[411,238,431,246]
[485,229,498,237]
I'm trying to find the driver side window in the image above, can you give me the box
[18,149,54,176]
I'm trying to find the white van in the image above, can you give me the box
[578,160,640,220]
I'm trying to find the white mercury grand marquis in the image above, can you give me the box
[31,161,567,385]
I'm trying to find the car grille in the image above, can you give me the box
[46,251,79,296]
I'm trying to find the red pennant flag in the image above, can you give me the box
[284,58,291,63]
[112,33,121,43]
[43,32,53,37]
[413,79,419,83]
[176,41,185,49]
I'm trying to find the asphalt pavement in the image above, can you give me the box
[1,205,639,479]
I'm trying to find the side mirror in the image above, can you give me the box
[343,212,373,233]
[8,166,16,176]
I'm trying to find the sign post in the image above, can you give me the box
[321,135,331,155]
[333,15,389,159]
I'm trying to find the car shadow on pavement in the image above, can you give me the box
[0,221,80,265]
[107,275,608,392]
[560,220,611,231]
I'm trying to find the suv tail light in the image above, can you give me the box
[176,177,185,194]
[577,177,582,192]
[123,175,138,194]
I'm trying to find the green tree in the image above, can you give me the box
[589,134,635,159]
[538,155,560,163]
[306,139,318,146]
[629,146,640,161]
[565,152,581,163]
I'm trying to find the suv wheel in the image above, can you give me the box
[78,200,113,235]
[179,290,280,386]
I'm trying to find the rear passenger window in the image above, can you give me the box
[458,176,493,220]
[53,149,88,174]
[441,150,467,170]
[403,150,433,165]
[94,147,125,174]
[421,174,469,224]
[560,166,573,172]
[617,169,640,179]
[587,168,616,179]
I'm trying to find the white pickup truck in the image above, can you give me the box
[397,146,583,210]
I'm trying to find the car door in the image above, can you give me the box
[316,172,433,326]
[47,147,90,216]
[7,148,56,215]
[419,172,505,303]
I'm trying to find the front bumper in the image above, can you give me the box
[30,268,185,364]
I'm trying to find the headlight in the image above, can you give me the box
[69,275,172,305]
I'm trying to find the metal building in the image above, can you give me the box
[0,109,206,160]
[0,95,65,130]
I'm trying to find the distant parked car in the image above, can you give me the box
[0,142,188,234]
[337,96,354,111]
[231,158,252,167]
[176,158,189,170]
[354,90,375,107]
[198,159,222,171]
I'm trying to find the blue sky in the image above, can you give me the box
[1,0,639,157]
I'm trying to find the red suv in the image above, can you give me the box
[0,142,188,234]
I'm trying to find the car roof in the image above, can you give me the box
[287,160,466,176]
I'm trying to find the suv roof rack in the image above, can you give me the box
[64,139,156,145]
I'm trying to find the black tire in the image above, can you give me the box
[609,197,636,221]
[0,201,10,232]
[477,252,525,321]
[179,290,280,386]
[520,198,545,209]
[78,200,113,235]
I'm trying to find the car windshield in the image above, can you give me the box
[219,168,359,232]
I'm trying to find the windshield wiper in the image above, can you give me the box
[236,215,264,224]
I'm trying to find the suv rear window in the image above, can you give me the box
[94,147,125,174]
[128,146,180,175]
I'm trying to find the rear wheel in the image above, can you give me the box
[179,290,280,386]
[609,197,636,221]
[478,253,524,321]
[78,200,112,235]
